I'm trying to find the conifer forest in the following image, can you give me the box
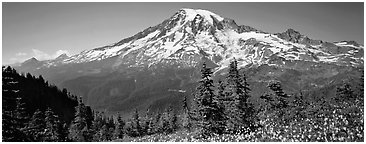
[2,59,364,142]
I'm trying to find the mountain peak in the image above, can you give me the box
[55,53,69,60]
[285,28,300,34]
[275,28,306,43]
[178,8,224,24]
[57,8,363,69]
[21,57,40,66]
[26,57,38,62]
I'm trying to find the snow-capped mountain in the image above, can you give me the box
[44,8,363,72]
[13,8,363,114]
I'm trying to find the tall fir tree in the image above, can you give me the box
[152,111,162,134]
[193,63,223,137]
[158,108,170,134]
[181,95,192,131]
[211,80,226,134]
[100,124,109,141]
[141,109,151,135]
[126,109,142,137]
[167,105,178,133]
[91,112,105,141]
[44,107,62,141]
[25,109,46,141]
[240,73,257,131]
[68,99,90,141]
[224,59,255,133]
[113,114,125,139]
[14,96,29,130]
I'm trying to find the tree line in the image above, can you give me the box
[2,59,364,141]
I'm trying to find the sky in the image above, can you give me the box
[2,2,364,64]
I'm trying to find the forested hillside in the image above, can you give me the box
[2,62,364,142]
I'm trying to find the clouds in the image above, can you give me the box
[31,49,52,60]
[15,52,27,56]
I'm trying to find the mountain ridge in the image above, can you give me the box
[20,8,363,71]
[12,8,364,114]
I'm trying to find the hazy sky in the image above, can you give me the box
[2,2,364,64]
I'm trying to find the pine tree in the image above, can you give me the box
[113,114,125,139]
[224,59,255,133]
[25,109,46,141]
[260,81,290,123]
[152,111,162,134]
[151,110,161,133]
[44,107,62,141]
[105,116,115,141]
[91,112,104,141]
[68,99,89,141]
[99,124,109,141]
[141,109,151,135]
[267,81,289,108]
[146,115,155,135]
[167,105,178,133]
[85,106,94,129]
[181,95,192,131]
[2,66,28,141]
[14,96,29,130]
[158,108,170,134]
[211,80,226,134]
[127,109,142,137]
[239,73,257,132]
[193,63,222,137]
[58,122,70,141]
[335,82,354,102]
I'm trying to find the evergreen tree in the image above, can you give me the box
[100,124,109,141]
[58,123,70,141]
[181,95,192,131]
[127,109,142,137]
[193,63,222,137]
[267,81,289,108]
[146,115,155,135]
[260,81,290,123]
[113,114,125,139]
[85,106,94,129]
[224,59,255,133]
[25,109,46,141]
[167,105,178,133]
[68,99,89,141]
[2,66,28,141]
[335,82,354,102]
[104,116,115,141]
[211,80,226,134]
[141,109,151,135]
[158,108,170,134]
[14,96,29,130]
[91,112,105,141]
[152,111,162,134]
[44,107,62,141]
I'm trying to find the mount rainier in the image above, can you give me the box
[13,8,364,114]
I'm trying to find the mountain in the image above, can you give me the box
[55,53,69,60]
[12,8,364,115]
